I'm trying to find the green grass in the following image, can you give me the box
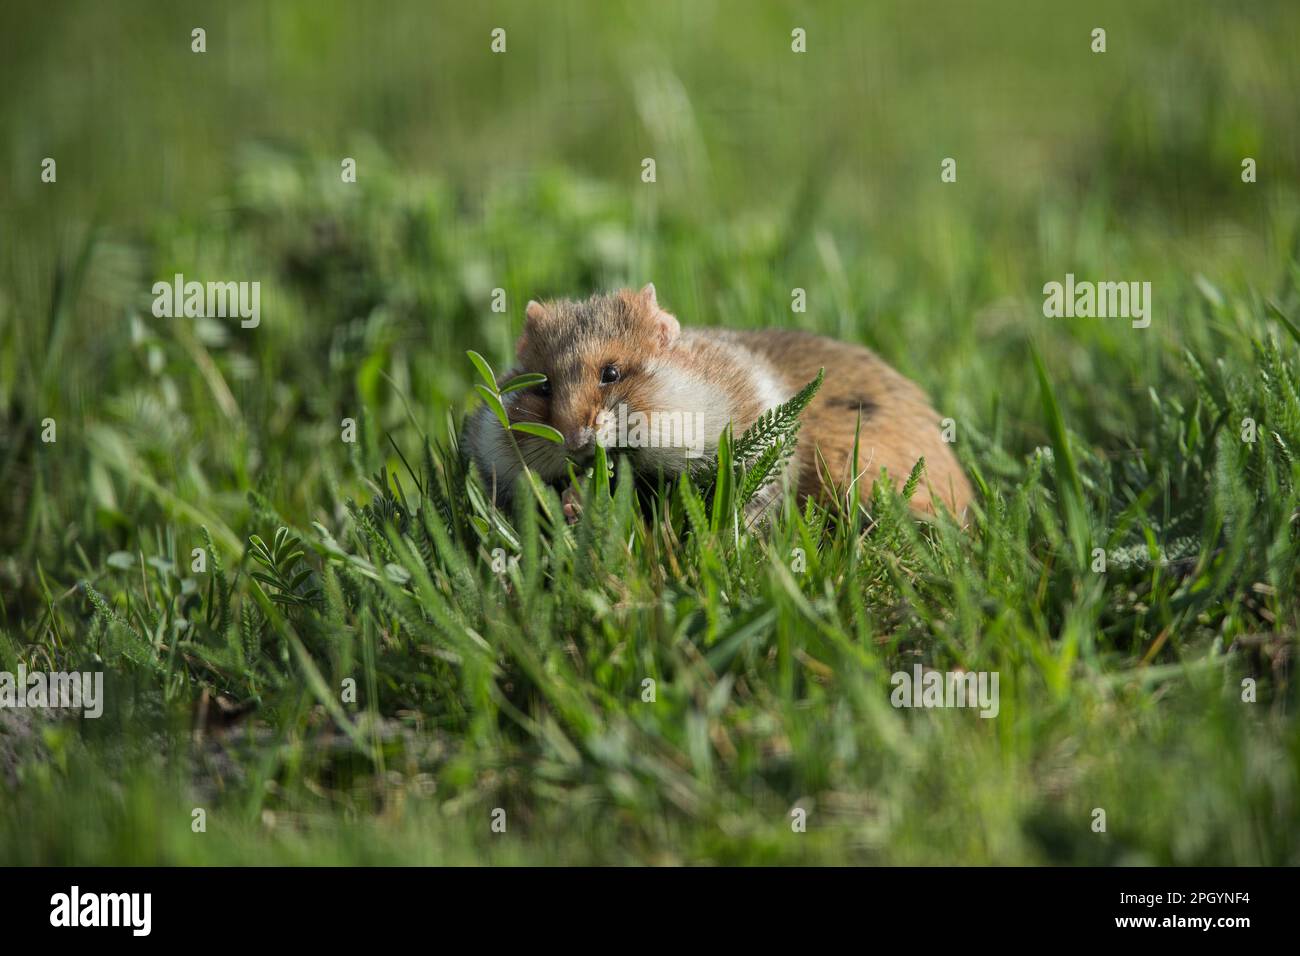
[2,0,1299,865]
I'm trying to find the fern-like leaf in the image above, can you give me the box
[733,368,824,467]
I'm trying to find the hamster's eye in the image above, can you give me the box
[599,364,621,386]
[535,380,551,398]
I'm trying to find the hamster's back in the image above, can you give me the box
[697,328,972,516]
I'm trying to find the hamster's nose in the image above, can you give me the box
[565,426,595,456]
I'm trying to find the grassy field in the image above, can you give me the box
[1,0,1299,865]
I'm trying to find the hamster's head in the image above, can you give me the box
[504,284,681,480]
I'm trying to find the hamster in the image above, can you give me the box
[463,284,973,523]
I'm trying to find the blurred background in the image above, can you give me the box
[4,1,1299,460]
[3,1,1299,486]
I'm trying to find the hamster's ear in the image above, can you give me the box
[524,300,549,328]
[518,300,548,357]
[654,309,680,348]
[639,283,680,348]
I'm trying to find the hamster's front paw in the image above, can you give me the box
[562,484,583,524]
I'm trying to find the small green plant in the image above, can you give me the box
[467,350,564,445]
[732,368,824,508]
[248,527,319,609]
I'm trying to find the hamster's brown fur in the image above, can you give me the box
[464,285,972,521]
